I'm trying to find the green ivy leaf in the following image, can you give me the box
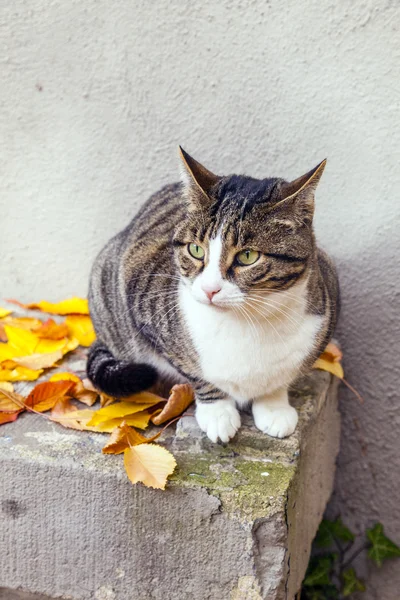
[342,567,366,596]
[315,518,355,548]
[303,585,339,600]
[303,556,333,587]
[367,523,400,567]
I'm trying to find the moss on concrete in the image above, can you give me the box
[171,452,296,521]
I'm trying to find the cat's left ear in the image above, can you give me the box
[179,146,221,208]
[279,159,327,223]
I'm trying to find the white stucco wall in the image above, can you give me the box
[1,1,399,596]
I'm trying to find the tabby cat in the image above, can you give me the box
[87,148,339,442]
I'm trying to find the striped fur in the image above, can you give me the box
[88,150,340,441]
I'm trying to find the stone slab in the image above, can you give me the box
[0,311,340,599]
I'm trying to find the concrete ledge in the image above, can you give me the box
[0,360,340,600]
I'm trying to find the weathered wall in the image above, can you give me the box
[1,1,399,597]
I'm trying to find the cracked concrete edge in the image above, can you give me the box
[285,376,341,598]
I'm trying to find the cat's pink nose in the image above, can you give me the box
[203,287,221,302]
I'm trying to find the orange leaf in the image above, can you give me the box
[65,315,96,347]
[151,384,194,425]
[7,297,89,315]
[25,380,75,412]
[0,388,25,412]
[13,350,63,370]
[320,342,343,363]
[102,422,148,454]
[102,422,162,454]
[124,444,176,489]
[34,319,69,340]
[0,411,21,425]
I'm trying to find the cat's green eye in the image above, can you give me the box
[236,249,260,266]
[188,243,205,260]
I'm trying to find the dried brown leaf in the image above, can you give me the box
[151,384,194,426]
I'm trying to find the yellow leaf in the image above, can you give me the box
[151,384,194,425]
[0,389,25,412]
[89,410,153,431]
[49,372,81,383]
[0,382,14,392]
[0,307,12,318]
[50,401,101,431]
[124,444,176,489]
[8,297,89,315]
[0,366,43,382]
[122,391,166,404]
[65,315,96,347]
[13,350,63,370]
[0,326,38,360]
[313,357,344,379]
[1,316,42,330]
[87,400,161,426]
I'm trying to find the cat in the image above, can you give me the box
[87,147,340,442]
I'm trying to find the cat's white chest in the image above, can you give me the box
[179,284,322,401]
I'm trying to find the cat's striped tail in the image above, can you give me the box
[87,341,157,397]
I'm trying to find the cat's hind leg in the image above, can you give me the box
[252,387,298,438]
[87,340,157,397]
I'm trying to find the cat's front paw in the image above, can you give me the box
[252,402,298,438]
[196,400,241,443]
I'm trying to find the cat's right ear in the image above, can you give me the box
[179,146,220,208]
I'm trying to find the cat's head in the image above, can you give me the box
[173,147,326,308]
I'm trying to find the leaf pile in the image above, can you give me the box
[0,298,195,489]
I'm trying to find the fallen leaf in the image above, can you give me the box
[102,422,162,454]
[122,390,166,404]
[49,372,81,383]
[313,357,344,379]
[0,366,43,382]
[124,444,176,489]
[100,393,116,408]
[87,400,162,426]
[13,350,63,370]
[71,380,98,406]
[0,388,25,412]
[50,373,98,406]
[0,316,42,330]
[34,319,69,340]
[322,342,343,362]
[0,307,12,318]
[50,402,105,432]
[0,382,14,392]
[0,412,20,425]
[0,325,38,360]
[65,315,96,347]
[102,422,149,454]
[7,297,89,315]
[151,384,194,425]
[25,380,75,412]
[91,410,153,432]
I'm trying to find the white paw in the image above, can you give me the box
[196,400,241,443]
[252,403,298,438]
